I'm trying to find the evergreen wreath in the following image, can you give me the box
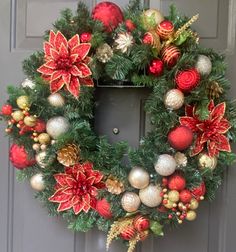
[1,1,236,251]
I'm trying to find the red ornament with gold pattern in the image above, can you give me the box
[161,45,181,68]
[157,20,174,40]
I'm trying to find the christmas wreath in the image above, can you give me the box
[1,1,236,251]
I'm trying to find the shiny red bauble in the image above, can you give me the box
[125,19,136,31]
[120,226,136,240]
[175,68,201,92]
[161,45,181,68]
[133,215,150,232]
[157,20,174,40]
[1,104,13,115]
[148,59,164,77]
[96,198,112,219]
[80,32,92,43]
[191,182,206,200]
[92,2,124,32]
[168,126,193,150]
[179,189,192,203]
[143,32,154,45]
[168,173,186,191]
[9,144,36,169]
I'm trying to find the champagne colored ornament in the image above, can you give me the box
[30,173,45,191]
[195,55,212,76]
[157,20,174,40]
[38,133,51,145]
[161,45,181,68]
[139,184,162,207]
[198,153,217,170]
[155,154,176,176]
[46,116,69,139]
[16,95,30,109]
[121,192,141,212]
[47,93,65,107]
[32,143,40,151]
[186,210,197,221]
[141,9,164,31]
[164,89,184,110]
[189,198,199,210]
[174,152,187,167]
[128,166,150,189]
[168,190,180,202]
[12,111,24,122]
[24,115,37,127]
[36,151,54,168]
[57,144,80,167]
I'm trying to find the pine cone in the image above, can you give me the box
[106,177,125,195]
[207,81,223,99]
[96,43,113,63]
[57,144,80,166]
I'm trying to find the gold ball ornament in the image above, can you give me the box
[36,151,54,168]
[24,115,37,127]
[139,184,162,207]
[121,192,141,212]
[154,154,176,176]
[189,198,199,210]
[128,166,150,189]
[30,173,45,191]
[164,200,174,209]
[198,153,217,170]
[46,116,70,139]
[12,111,24,122]
[141,9,164,31]
[168,190,180,202]
[186,210,197,221]
[38,133,51,145]
[16,95,30,109]
[164,89,185,110]
[47,93,65,107]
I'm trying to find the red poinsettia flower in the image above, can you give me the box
[180,100,231,157]
[37,30,94,98]
[49,162,105,214]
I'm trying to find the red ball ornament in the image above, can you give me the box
[9,144,36,169]
[161,45,181,68]
[168,126,193,150]
[191,182,206,200]
[168,173,186,191]
[143,32,154,45]
[157,20,174,40]
[120,226,136,240]
[1,104,13,115]
[92,2,124,32]
[175,68,201,92]
[96,198,112,219]
[125,19,136,32]
[34,119,46,133]
[133,215,150,232]
[80,32,92,43]
[179,189,192,203]
[148,59,164,77]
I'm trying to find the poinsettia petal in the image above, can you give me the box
[49,188,71,203]
[70,54,79,63]
[66,77,80,98]
[211,102,226,119]
[76,63,92,78]
[44,60,57,69]
[70,65,82,76]
[217,118,231,133]
[82,194,91,213]
[83,56,92,65]
[207,140,217,157]
[208,100,215,112]
[49,30,56,46]
[68,34,80,49]
[54,174,70,186]
[191,135,204,156]
[51,70,64,82]
[55,31,68,51]
[37,65,54,75]
[91,171,103,183]
[90,197,97,210]
[86,176,96,186]
[80,77,94,87]
[179,116,199,132]
[62,72,71,85]
[185,104,195,117]
[65,176,76,187]
[73,201,85,215]
[57,200,73,212]
[59,43,69,58]
[62,187,74,195]
[50,48,60,61]
[50,78,65,93]
[71,43,91,60]
[215,134,231,153]
[44,42,54,58]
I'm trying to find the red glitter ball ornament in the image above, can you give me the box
[96,198,112,219]
[143,32,154,45]
[34,119,46,133]
[179,189,192,203]
[92,2,124,32]
[125,19,136,31]
[175,68,201,92]
[120,226,136,240]
[148,59,164,77]
[168,173,186,191]
[1,104,13,115]
[9,144,36,169]
[161,45,181,68]
[133,215,150,232]
[157,20,174,40]
[191,182,206,200]
[168,125,193,150]
[80,32,92,43]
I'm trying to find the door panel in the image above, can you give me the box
[0,1,235,252]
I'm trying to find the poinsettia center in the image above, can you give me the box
[203,120,216,137]
[73,181,90,195]
[56,57,73,70]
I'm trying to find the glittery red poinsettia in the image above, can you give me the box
[37,31,94,98]
[180,100,231,157]
[49,162,105,214]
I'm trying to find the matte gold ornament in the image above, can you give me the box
[30,173,45,191]
[164,89,184,110]
[164,200,174,209]
[195,55,212,76]
[154,154,176,176]
[189,198,199,210]
[106,177,125,195]
[47,93,65,107]
[128,166,150,189]
[57,144,80,166]
[141,9,164,30]
[174,152,188,167]
[139,184,162,207]
[168,190,180,202]
[198,153,217,170]
[24,115,37,127]
[16,95,30,109]
[46,116,70,139]
[38,133,51,145]
[36,151,54,168]
[12,111,24,122]
[121,192,141,212]
[186,210,197,221]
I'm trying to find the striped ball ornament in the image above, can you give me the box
[157,20,174,40]
[161,45,181,68]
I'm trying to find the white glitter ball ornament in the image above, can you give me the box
[47,93,65,107]
[195,55,212,76]
[121,192,141,212]
[139,184,162,207]
[155,154,177,176]
[164,89,185,110]
[128,166,150,189]
[46,116,69,139]
[30,173,45,191]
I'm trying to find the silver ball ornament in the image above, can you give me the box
[195,55,212,76]
[155,154,176,176]
[164,89,184,110]
[48,93,65,107]
[139,184,162,207]
[30,173,45,191]
[36,151,54,168]
[46,116,69,139]
[128,166,150,189]
[121,192,141,212]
